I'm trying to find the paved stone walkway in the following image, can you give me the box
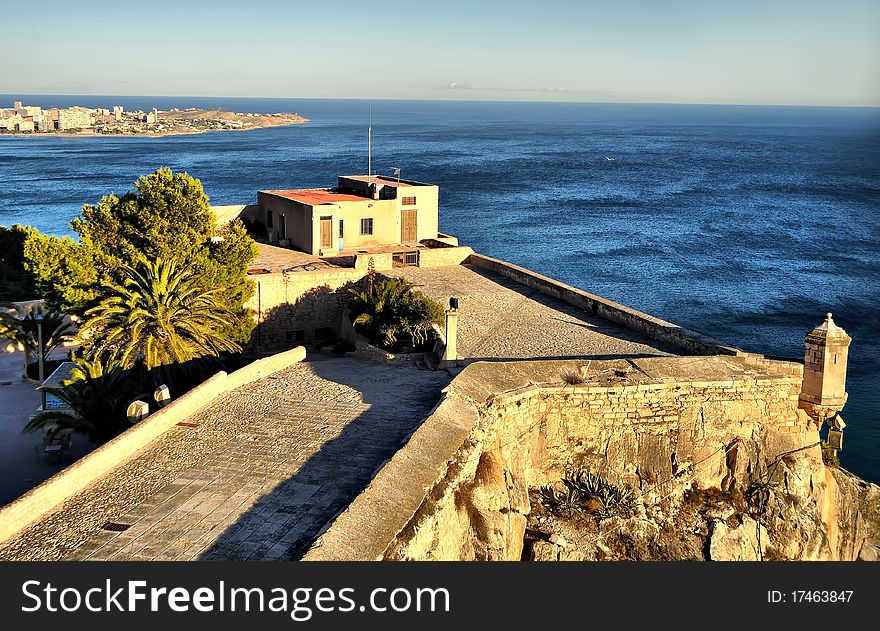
[391,265,678,360]
[0,356,449,561]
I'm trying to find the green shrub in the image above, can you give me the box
[347,273,444,350]
[821,440,840,468]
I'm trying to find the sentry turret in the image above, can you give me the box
[800,313,851,449]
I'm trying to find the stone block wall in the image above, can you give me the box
[249,248,472,349]
[250,268,364,349]
[419,246,474,268]
[485,375,808,495]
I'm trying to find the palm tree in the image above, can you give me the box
[0,309,77,366]
[80,257,241,371]
[23,355,135,444]
[347,275,444,349]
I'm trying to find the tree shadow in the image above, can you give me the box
[198,355,448,561]
[251,281,361,351]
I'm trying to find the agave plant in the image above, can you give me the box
[541,484,581,515]
[542,470,640,520]
[23,355,137,444]
[596,483,638,519]
[567,471,604,497]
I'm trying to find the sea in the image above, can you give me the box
[1,95,879,484]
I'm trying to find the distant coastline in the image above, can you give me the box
[1,100,308,138]
[2,122,308,139]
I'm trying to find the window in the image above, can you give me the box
[285,330,305,343]
[401,196,416,206]
[360,218,374,235]
[339,219,344,238]
[267,210,273,229]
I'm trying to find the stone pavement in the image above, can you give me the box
[391,265,678,360]
[0,356,449,560]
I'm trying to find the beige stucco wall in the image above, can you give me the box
[256,193,313,253]
[257,184,440,256]
[312,199,396,254]
[311,186,440,255]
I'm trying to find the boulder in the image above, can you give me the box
[709,516,769,561]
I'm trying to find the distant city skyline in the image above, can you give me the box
[1,0,878,107]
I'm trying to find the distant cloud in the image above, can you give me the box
[442,82,612,97]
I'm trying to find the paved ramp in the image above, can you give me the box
[0,356,449,561]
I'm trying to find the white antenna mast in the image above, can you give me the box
[368,102,372,184]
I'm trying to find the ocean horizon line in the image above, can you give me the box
[1,93,879,110]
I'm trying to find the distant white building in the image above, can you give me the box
[58,106,93,130]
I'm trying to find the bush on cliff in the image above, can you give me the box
[541,471,639,520]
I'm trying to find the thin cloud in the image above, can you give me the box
[442,82,612,97]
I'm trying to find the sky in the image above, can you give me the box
[1,0,878,106]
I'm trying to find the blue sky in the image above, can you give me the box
[1,0,878,106]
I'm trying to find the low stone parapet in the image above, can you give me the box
[465,253,739,356]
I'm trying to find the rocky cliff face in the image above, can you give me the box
[381,357,880,561]
[522,445,880,561]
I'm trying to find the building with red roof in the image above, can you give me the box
[256,174,440,256]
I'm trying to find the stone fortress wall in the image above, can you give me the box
[305,355,873,561]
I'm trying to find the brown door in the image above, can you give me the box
[400,209,417,242]
[320,218,332,248]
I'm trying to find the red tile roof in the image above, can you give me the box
[262,189,366,205]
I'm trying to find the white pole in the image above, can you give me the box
[368,102,372,183]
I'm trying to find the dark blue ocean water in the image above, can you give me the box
[2,95,879,482]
